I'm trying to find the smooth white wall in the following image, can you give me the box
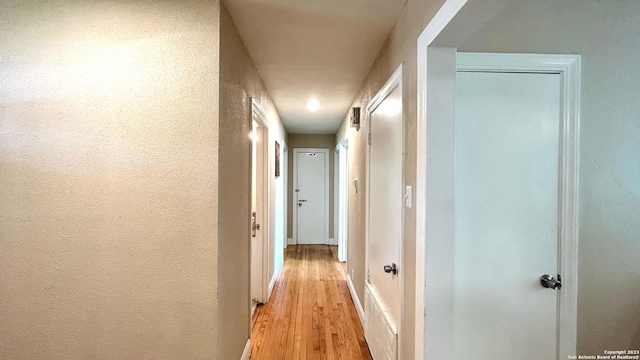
[460,0,640,353]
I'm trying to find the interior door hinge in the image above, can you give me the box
[367,269,370,282]
[368,133,372,145]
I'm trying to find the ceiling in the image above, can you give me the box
[223,0,407,134]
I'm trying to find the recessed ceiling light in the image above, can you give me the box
[307,99,320,112]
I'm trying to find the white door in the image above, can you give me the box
[294,150,327,245]
[251,119,267,304]
[368,82,403,332]
[454,70,561,359]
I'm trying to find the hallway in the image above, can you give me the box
[1,0,639,358]
[251,246,371,360]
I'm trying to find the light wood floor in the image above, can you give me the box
[251,245,372,360]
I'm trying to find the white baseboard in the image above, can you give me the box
[267,261,284,300]
[241,339,251,360]
[347,274,365,326]
[287,238,338,245]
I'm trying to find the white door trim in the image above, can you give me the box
[252,97,268,126]
[334,145,340,247]
[415,46,581,358]
[366,65,403,114]
[251,98,271,305]
[336,139,349,262]
[292,148,330,245]
[283,142,289,249]
[415,4,466,358]
[365,63,404,360]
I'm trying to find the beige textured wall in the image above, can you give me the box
[459,0,640,353]
[0,1,220,359]
[335,0,446,358]
[287,134,336,240]
[219,3,287,359]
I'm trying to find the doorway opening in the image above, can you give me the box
[250,100,270,315]
[414,4,580,358]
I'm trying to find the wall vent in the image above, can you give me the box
[365,282,398,360]
[350,107,361,130]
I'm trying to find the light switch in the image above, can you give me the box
[405,186,412,208]
[352,178,358,193]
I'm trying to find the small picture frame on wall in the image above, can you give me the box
[275,141,281,178]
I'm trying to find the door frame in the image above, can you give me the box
[283,142,289,249]
[414,6,581,355]
[336,139,349,262]
[334,145,339,247]
[364,64,405,358]
[292,148,330,245]
[251,98,271,305]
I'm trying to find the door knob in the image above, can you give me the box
[383,263,397,275]
[540,274,561,290]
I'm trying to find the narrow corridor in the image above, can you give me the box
[251,246,371,359]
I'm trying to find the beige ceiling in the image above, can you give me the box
[223,0,407,134]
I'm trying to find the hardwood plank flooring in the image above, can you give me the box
[251,245,372,360]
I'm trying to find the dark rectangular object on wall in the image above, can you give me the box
[275,141,281,178]
[350,107,361,130]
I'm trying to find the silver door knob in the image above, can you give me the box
[383,263,397,275]
[540,274,561,290]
